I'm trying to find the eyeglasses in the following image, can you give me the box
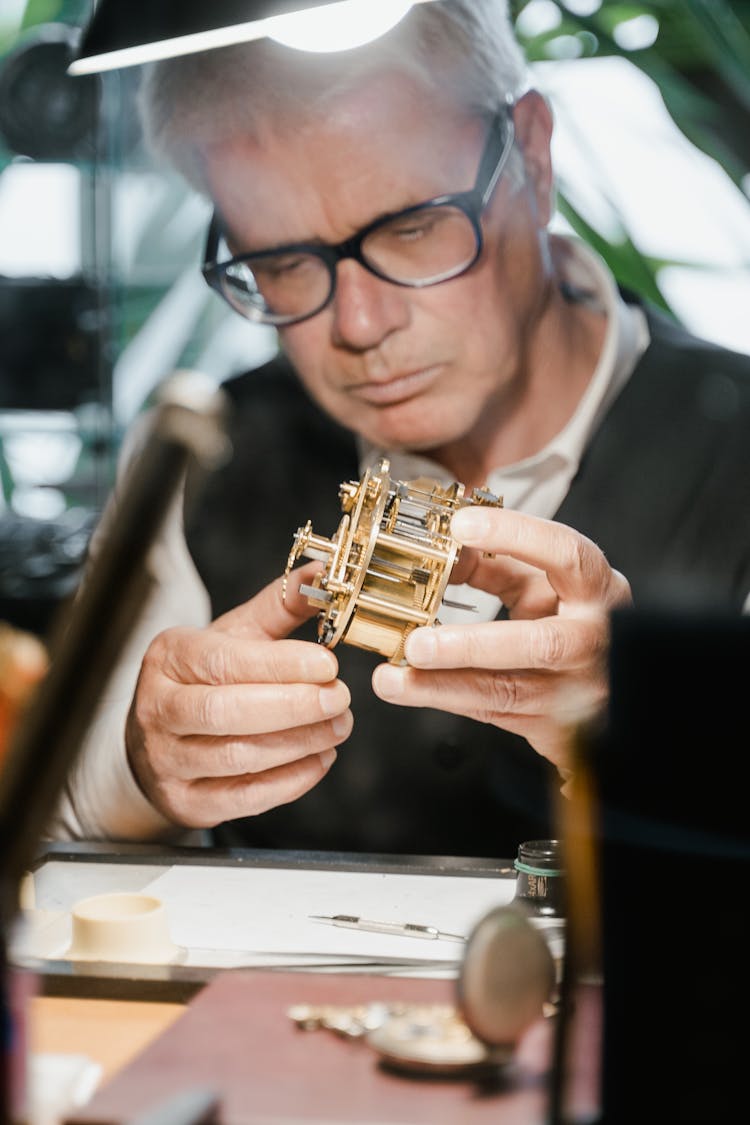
[202,106,515,327]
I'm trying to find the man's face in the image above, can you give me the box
[203,77,554,458]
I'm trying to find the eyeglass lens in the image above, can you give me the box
[218,201,480,323]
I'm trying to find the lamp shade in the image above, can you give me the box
[69,0,429,74]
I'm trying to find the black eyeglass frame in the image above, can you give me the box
[202,103,516,327]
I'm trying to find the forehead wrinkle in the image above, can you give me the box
[205,90,484,251]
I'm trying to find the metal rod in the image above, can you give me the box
[0,373,229,914]
[356,592,432,624]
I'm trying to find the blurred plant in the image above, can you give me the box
[514,0,750,184]
[2,1,749,324]
[511,0,750,311]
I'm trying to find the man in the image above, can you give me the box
[55,0,750,858]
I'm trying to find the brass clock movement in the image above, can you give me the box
[284,457,502,663]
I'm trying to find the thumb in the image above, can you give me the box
[212,561,324,641]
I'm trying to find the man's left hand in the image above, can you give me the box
[371,506,632,782]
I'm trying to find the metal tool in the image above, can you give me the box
[309,913,466,942]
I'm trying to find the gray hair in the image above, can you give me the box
[138,0,530,196]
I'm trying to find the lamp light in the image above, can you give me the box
[68,0,439,75]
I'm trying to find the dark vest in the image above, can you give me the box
[184,305,750,859]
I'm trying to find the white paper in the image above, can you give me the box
[14,858,526,974]
[141,864,516,962]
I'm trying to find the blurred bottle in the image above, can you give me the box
[0,622,47,1125]
[0,624,48,760]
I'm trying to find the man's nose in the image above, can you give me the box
[330,258,410,350]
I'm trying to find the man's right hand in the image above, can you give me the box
[125,563,351,827]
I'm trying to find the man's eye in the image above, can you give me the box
[387,212,440,241]
[256,254,315,280]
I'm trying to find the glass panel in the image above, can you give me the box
[0,2,276,635]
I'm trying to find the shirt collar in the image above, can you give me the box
[358,237,650,485]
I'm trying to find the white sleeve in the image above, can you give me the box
[47,416,213,842]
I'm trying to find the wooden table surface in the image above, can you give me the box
[29,994,186,1083]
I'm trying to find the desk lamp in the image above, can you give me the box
[68,0,440,74]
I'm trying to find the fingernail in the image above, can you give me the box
[451,506,492,544]
[405,628,436,665]
[319,748,337,770]
[373,663,405,700]
[319,682,350,716]
[304,649,338,681]
[332,710,352,739]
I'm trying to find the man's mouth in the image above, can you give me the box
[349,365,441,406]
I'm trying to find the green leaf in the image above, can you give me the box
[682,0,750,109]
[556,192,675,314]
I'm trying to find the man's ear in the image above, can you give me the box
[512,90,555,226]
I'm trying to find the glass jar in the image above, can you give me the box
[513,839,565,918]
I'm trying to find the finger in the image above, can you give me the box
[452,548,558,616]
[373,663,548,715]
[451,543,538,591]
[143,676,351,738]
[163,711,353,780]
[212,561,325,641]
[451,507,628,606]
[146,629,338,688]
[371,666,600,773]
[373,663,564,718]
[404,615,609,673]
[152,749,339,828]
